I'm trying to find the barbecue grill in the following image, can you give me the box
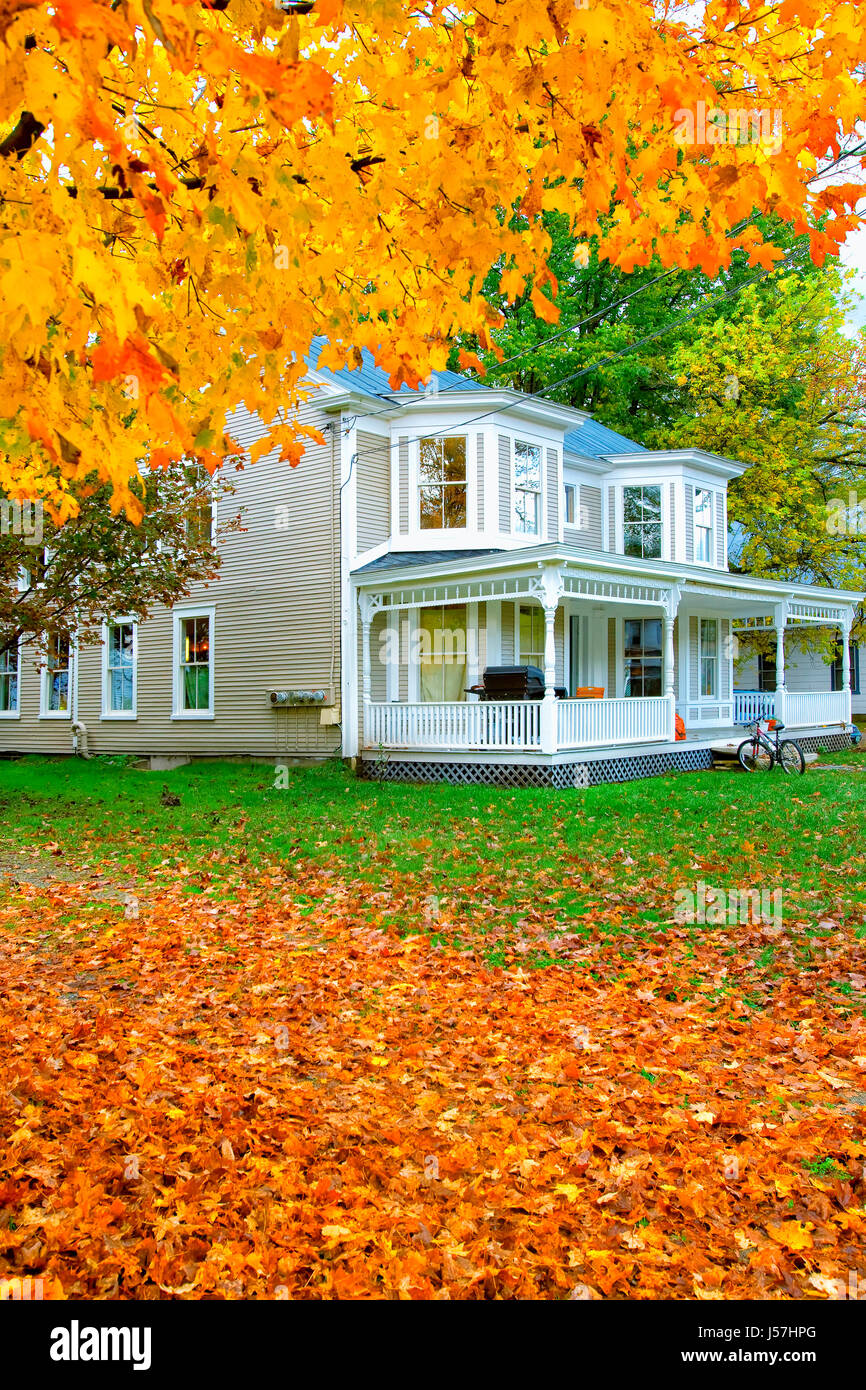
[467,665,568,701]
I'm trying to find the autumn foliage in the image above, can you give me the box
[2,862,865,1300]
[0,0,863,519]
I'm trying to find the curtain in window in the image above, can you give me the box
[419,606,467,702]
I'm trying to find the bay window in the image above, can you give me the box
[623,486,662,559]
[419,436,467,529]
[514,441,542,535]
[694,488,713,563]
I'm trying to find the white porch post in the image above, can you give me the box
[773,601,788,724]
[359,592,375,746]
[664,585,680,743]
[840,611,853,724]
[537,562,564,755]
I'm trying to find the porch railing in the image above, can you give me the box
[733,690,848,727]
[557,696,670,749]
[784,690,848,728]
[733,691,775,725]
[364,699,542,751]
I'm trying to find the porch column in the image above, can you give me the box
[840,611,853,724]
[773,601,788,725]
[664,585,680,743]
[359,593,375,745]
[537,563,564,755]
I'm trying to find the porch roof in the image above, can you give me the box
[351,543,864,622]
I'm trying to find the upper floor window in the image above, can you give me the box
[514,441,542,535]
[103,620,137,717]
[419,436,467,529]
[184,464,216,546]
[41,631,72,716]
[694,488,713,563]
[623,486,661,559]
[0,640,19,716]
[564,483,577,525]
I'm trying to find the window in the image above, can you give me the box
[185,465,215,546]
[419,436,467,529]
[0,640,19,716]
[623,618,662,697]
[699,618,718,697]
[41,632,72,716]
[103,620,137,717]
[514,440,542,535]
[418,606,467,702]
[694,488,713,563]
[518,605,545,670]
[757,651,776,693]
[173,609,214,717]
[564,483,577,525]
[832,641,861,694]
[623,486,662,559]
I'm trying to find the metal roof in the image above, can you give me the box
[307,337,647,456]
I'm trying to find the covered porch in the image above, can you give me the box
[350,550,857,761]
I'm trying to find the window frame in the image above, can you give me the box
[699,617,719,698]
[417,435,468,532]
[172,606,215,720]
[564,482,577,526]
[622,617,663,698]
[518,604,545,670]
[101,617,138,720]
[39,630,74,719]
[832,640,861,695]
[693,487,714,565]
[513,439,542,536]
[0,636,21,718]
[622,485,662,560]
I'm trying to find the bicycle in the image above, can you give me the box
[737,718,806,775]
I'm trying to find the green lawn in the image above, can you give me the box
[1,751,864,960]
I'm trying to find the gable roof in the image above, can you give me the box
[307,336,646,455]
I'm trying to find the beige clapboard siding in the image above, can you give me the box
[564,484,602,550]
[476,434,485,530]
[720,620,732,699]
[356,431,390,553]
[715,491,726,568]
[500,601,514,663]
[607,617,616,696]
[668,484,676,560]
[2,395,342,758]
[547,449,559,541]
[607,487,616,551]
[684,483,694,563]
[398,437,409,534]
[689,615,699,699]
[498,436,511,531]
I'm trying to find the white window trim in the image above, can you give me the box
[39,630,75,719]
[414,434,471,535]
[101,617,138,720]
[513,437,543,538]
[0,634,21,718]
[171,605,215,720]
[620,484,664,561]
[693,486,715,567]
[698,616,720,700]
[564,482,578,527]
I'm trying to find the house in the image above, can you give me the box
[1,340,862,787]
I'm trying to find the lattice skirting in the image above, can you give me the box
[795,731,854,753]
[359,747,715,790]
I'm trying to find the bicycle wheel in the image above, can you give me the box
[779,739,806,775]
[738,737,772,772]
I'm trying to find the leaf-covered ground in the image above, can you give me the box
[0,755,864,1299]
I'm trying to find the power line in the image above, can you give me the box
[344,246,809,466]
